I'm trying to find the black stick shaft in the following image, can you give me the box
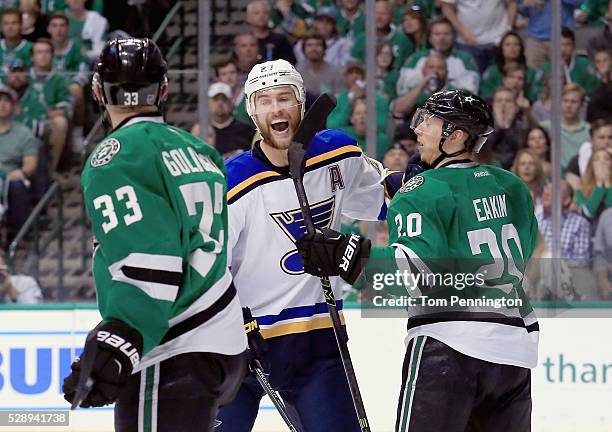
[292,177,371,432]
[253,366,301,432]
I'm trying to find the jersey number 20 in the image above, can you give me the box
[467,224,525,294]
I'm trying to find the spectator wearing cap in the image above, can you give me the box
[0,85,39,245]
[233,33,261,90]
[518,0,583,70]
[393,51,456,120]
[383,142,410,171]
[47,13,88,146]
[541,84,590,169]
[536,27,600,98]
[336,0,365,38]
[294,6,352,68]
[192,83,255,159]
[297,34,345,95]
[340,97,391,159]
[327,61,390,133]
[393,122,418,157]
[246,0,296,64]
[0,9,32,74]
[402,5,429,52]
[65,0,108,63]
[13,38,71,173]
[212,57,250,125]
[396,16,479,96]
[270,0,310,41]
[350,0,414,70]
[441,0,517,74]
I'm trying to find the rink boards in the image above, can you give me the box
[0,304,611,431]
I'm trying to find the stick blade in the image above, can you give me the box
[288,93,337,180]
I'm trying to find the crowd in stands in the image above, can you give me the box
[201,0,612,302]
[0,0,610,303]
[0,0,171,298]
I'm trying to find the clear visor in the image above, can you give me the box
[251,100,302,115]
[250,87,302,116]
[410,108,438,131]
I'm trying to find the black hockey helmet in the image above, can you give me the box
[411,89,494,166]
[92,38,168,108]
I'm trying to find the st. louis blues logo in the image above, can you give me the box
[271,196,336,275]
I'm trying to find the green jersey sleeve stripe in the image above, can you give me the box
[108,253,183,302]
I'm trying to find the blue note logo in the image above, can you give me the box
[271,196,336,275]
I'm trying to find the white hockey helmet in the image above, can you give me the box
[244,59,306,118]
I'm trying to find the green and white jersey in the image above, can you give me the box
[368,161,539,368]
[40,0,65,13]
[0,39,32,73]
[53,39,89,86]
[351,26,414,71]
[397,48,479,95]
[81,114,246,371]
[15,71,73,133]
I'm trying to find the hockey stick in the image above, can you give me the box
[70,342,97,410]
[251,363,301,432]
[288,93,371,432]
[244,308,302,431]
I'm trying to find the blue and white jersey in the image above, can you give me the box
[226,129,386,339]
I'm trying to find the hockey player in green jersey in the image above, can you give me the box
[62,38,247,431]
[298,89,540,431]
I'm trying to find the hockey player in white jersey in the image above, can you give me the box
[216,59,387,431]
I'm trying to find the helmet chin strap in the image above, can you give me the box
[429,135,470,168]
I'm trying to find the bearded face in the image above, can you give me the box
[252,86,302,150]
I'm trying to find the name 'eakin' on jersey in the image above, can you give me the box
[372,160,539,368]
[81,114,247,372]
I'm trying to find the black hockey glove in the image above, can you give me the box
[243,307,270,373]
[384,153,430,199]
[63,320,143,408]
[297,228,371,285]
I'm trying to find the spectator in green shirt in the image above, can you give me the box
[10,39,71,173]
[376,42,399,100]
[0,85,38,243]
[65,0,108,63]
[340,97,391,160]
[576,148,612,226]
[402,5,429,52]
[327,61,390,132]
[536,27,600,97]
[576,0,610,27]
[480,31,538,102]
[541,83,591,169]
[336,0,365,37]
[392,51,455,121]
[350,0,414,70]
[0,9,32,74]
[213,57,250,125]
[47,13,88,144]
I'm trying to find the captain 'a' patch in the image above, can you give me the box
[328,164,345,192]
[91,138,121,167]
